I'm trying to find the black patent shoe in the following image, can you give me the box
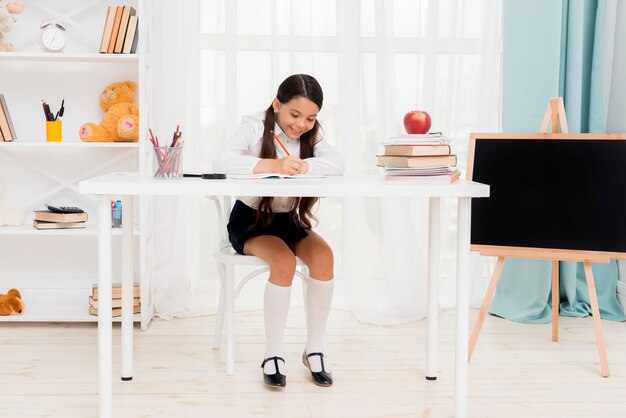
[302,351,333,387]
[261,356,286,388]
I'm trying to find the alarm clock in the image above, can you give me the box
[38,21,66,52]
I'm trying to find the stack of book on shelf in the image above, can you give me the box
[377,133,461,182]
[99,5,138,54]
[89,283,140,317]
[33,210,88,230]
[0,93,17,142]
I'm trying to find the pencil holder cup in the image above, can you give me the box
[46,120,62,142]
[153,146,183,179]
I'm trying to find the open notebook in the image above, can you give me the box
[226,173,326,179]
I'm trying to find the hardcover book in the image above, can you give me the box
[33,220,86,230]
[92,283,140,300]
[89,304,141,317]
[0,94,16,141]
[376,154,457,168]
[89,295,140,309]
[33,210,88,223]
[383,143,451,156]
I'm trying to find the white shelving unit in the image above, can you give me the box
[0,0,153,329]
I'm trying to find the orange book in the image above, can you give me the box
[384,143,451,156]
[99,6,116,53]
[107,6,123,53]
[114,6,136,53]
[376,154,457,168]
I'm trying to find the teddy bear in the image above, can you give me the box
[0,1,25,52]
[0,288,24,315]
[79,80,139,142]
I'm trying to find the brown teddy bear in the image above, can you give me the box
[0,1,24,52]
[79,80,139,142]
[0,288,24,315]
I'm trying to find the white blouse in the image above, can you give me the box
[212,114,345,212]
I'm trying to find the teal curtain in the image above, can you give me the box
[492,0,625,324]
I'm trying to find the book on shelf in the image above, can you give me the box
[226,173,326,179]
[114,6,136,53]
[89,304,141,317]
[0,94,16,142]
[122,15,139,54]
[33,220,86,230]
[376,154,457,168]
[33,210,88,223]
[107,6,124,53]
[99,6,116,53]
[88,295,139,309]
[92,283,140,300]
[383,143,451,156]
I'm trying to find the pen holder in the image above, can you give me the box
[46,120,62,142]
[153,146,183,179]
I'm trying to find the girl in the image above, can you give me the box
[213,74,345,388]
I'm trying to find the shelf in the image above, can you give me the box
[0,223,139,236]
[0,288,141,323]
[0,142,140,149]
[0,52,138,63]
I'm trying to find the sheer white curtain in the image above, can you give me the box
[151,0,502,322]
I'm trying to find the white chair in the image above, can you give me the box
[208,196,309,375]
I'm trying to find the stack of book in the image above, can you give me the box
[0,94,17,142]
[377,133,461,182]
[33,210,88,230]
[89,283,140,317]
[99,5,138,54]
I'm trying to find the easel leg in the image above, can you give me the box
[551,260,559,342]
[583,261,610,377]
[468,256,505,362]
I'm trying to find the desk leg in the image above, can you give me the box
[454,197,471,418]
[97,195,113,418]
[426,197,441,380]
[121,196,134,380]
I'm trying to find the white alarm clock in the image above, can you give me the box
[38,21,66,52]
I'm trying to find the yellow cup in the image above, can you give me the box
[46,120,62,142]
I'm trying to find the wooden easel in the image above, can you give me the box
[467,97,610,377]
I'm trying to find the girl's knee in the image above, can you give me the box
[308,245,334,276]
[269,251,297,280]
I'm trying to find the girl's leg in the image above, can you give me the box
[293,231,334,374]
[244,236,297,377]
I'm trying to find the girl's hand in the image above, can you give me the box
[276,156,305,175]
[298,160,309,174]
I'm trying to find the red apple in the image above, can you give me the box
[403,110,432,134]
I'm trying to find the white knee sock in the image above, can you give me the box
[305,276,334,372]
[263,281,291,374]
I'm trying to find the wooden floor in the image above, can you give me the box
[2,308,625,417]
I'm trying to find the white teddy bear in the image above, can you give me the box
[0,1,25,52]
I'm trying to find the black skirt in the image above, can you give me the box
[227,200,309,255]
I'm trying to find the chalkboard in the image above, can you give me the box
[468,133,626,257]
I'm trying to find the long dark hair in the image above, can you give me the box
[253,74,323,229]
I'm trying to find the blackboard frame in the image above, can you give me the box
[467,132,626,262]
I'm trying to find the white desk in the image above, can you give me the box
[79,172,489,418]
